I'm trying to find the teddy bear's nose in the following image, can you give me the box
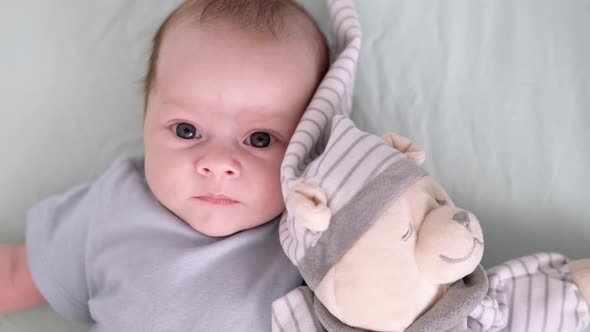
[453,211,470,228]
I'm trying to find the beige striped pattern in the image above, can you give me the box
[275,1,590,330]
[273,253,590,331]
[279,0,414,269]
[278,0,429,287]
[470,252,590,332]
[272,286,323,332]
[279,115,410,266]
[279,0,362,265]
[280,0,361,192]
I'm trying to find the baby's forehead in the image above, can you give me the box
[146,2,326,81]
[153,12,326,85]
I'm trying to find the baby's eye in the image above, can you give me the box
[173,123,201,140]
[245,131,275,149]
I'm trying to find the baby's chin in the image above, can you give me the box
[183,211,271,238]
[190,222,247,238]
[166,197,286,237]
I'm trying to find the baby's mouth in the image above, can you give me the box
[194,194,238,206]
[439,237,484,264]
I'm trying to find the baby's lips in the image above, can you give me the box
[193,193,239,205]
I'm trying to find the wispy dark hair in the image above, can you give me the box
[143,0,328,109]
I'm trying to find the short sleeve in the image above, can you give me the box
[26,181,99,322]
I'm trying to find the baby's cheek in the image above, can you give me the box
[258,146,284,176]
[259,159,285,207]
[146,153,187,200]
[262,165,283,199]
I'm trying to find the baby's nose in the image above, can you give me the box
[195,155,241,178]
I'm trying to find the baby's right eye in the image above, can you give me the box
[173,123,201,140]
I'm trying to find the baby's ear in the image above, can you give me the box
[382,132,425,166]
[286,183,332,232]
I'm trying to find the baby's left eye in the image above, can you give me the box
[245,132,275,149]
[173,122,201,140]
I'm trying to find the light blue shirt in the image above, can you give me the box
[26,156,302,332]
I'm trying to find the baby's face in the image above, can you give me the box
[143,22,320,237]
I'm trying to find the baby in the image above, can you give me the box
[0,0,328,330]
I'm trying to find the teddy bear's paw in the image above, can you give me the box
[569,259,590,304]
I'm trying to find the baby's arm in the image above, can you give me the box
[0,244,45,314]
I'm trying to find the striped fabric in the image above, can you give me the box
[272,286,324,332]
[278,0,363,267]
[279,115,422,268]
[279,0,429,286]
[280,0,362,195]
[274,0,590,330]
[272,253,590,331]
[469,253,590,332]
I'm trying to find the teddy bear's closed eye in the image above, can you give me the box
[436,199,447,206]
[401,226,413,241]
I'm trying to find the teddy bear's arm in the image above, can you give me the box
[272,287,326,332]
[569,259,590,305]
[467,253,590,332]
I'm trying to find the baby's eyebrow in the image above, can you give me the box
[160,97,287,117]
[236,107,294,124]
[238,105,290,117]
[156,98,198,113]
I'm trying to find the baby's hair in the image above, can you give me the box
[143,0,329,110]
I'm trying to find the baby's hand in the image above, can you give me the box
[0,244,45,315]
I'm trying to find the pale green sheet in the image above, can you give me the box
[1,1,588,330]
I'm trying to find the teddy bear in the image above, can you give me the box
[275,125,486,330]
[273,128,590,331]
[272,0,590,330]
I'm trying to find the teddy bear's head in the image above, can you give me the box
[284,134,484,331]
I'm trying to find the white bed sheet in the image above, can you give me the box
[1,0,588,330]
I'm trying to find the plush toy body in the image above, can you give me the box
[272,0,590,331]
[276,118,487,331]
[274,253,590,331]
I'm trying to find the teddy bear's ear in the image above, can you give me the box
[286,183,332,232]
[382,132,426,166]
